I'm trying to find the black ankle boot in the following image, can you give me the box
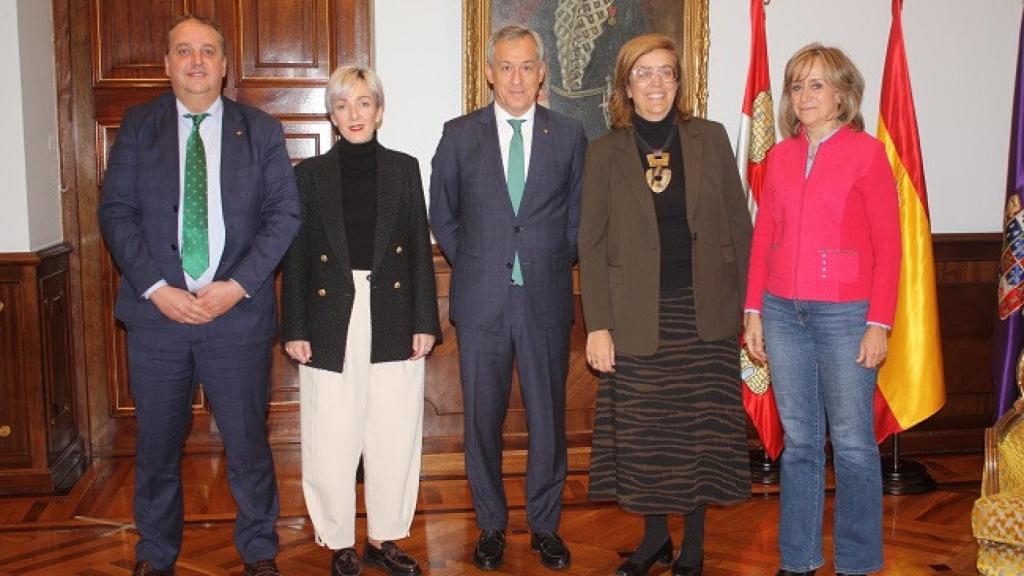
[615,538,673,576]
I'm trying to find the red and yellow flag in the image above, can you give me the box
[874,0,946,442]
[736,0,783,459]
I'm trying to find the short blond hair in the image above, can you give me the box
[324,65,385,112]
[779,43,864,138]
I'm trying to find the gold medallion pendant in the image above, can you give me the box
[645,152,672,193]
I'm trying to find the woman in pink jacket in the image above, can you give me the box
[742,43,900,576]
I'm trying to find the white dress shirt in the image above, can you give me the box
[145,97,226,297]
[494,103,535,183]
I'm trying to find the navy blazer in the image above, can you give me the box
[430,104,587,330]
[98,93,301,342]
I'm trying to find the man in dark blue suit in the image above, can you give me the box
[98,15,300,576]
[429,25,586,572]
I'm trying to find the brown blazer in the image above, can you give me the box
[579,117,752,355]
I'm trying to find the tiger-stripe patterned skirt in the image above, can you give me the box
[588,287,751,514]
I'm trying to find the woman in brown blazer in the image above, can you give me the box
[578,34,752,576]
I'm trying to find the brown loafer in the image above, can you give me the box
[332,548,362,576]
[363,540,421,576]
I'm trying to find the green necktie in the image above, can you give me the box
[507,119,525,286]
[182,112,210,280]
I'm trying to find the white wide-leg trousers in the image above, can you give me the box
[299,270,424,550]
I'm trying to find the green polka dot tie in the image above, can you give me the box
[182,112,210,280]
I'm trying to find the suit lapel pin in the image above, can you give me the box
[235,129,243,136]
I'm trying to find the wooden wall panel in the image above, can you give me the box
[40,266,75,458]
[281,119,335,162]
[238,0,330,83]
[894,234,1003,455]
[332,0,372,69]
[92,0,186,85]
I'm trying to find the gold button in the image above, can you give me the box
[393,281,401,290]
[0,425,10,437]
[317,289,327,297]
[395,246,403,254]
[320,254,328,262]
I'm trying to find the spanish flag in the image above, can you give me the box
[736,0,783,459]
[874,0,946,442]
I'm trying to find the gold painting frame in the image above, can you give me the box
[462,0,709,119]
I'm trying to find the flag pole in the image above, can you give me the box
[739,0,783,484]
[750,446,779,485]
[881,433,936,495]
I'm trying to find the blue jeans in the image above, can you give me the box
[763,294,883,574]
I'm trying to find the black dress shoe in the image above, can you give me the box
[531,532,571,570]
[364,541,421,576]
[615,538,673,576]
[473,529,506,570]
[672,558,703,576]
[242,559,281,576]
[775,571,816,576]
[331,548,362,576]
[132,561,175,576]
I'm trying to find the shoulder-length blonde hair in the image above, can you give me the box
[607,34,691,129]
[778,43,865,138]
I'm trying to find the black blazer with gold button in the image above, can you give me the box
[280,140,441,373]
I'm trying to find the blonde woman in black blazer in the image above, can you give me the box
[280,66,440,576]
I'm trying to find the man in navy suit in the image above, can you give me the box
[98,15,300,576]
[429,25,586,572]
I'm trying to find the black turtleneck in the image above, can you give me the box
[632,112,692,292]
[336,134,378,271]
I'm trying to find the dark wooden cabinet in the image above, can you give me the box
[0,244,85,495]
[0,276,32,470]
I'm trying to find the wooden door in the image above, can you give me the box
[60,0,372,455]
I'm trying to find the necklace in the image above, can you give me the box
[634,124,678,194]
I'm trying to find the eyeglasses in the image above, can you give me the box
[631,66,677,83]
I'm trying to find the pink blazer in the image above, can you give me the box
[744,125,901,326]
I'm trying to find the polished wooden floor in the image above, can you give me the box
[0,450,983,575]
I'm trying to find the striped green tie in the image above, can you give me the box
[182,112,210,280]
[507,119,525,286]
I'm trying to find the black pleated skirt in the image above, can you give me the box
[588,287,751,513]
